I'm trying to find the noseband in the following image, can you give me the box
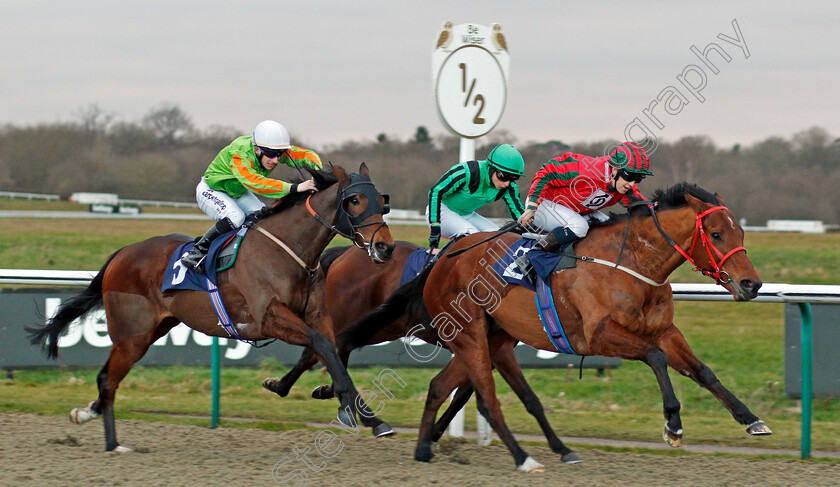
[650,205,746,285]
[305,174,390,256]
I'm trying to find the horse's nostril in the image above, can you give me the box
[740,279,760,294]
[375,242,393,257]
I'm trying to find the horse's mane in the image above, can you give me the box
[591,182,720,227]
[252,166,341,221]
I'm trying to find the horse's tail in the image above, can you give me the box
[337,262,434,350]
[320,246,352,275]
[26,249,120,359]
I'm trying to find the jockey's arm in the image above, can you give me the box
[283,146,323,170]
[231,154,293,198]
[502,184,525,220]
[427,164,468,226]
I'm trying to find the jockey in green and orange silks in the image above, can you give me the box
[181,120,322,272]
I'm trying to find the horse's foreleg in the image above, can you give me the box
[307,332,392,437]
[491,339,582,463]
[308,330,358,401]
[590,319,683,447]
[658,325,771,436]
[264,302,393,437]
[262,347,319,398]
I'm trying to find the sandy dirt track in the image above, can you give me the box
[2,413,838,487]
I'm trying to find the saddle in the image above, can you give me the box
[162,227,248,293]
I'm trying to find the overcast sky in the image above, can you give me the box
[3,1,838,149]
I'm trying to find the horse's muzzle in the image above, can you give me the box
[738,278,762,301]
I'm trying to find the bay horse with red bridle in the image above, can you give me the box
[263,241,582,463]
[29,164,397,451]
[371,182,770,471]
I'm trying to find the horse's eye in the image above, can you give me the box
[350,197,360,206]
[711,232,722,240]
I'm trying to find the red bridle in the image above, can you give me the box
[668,205,746,285]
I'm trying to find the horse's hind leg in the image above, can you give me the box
[430,380,473,442]
[263,347,319,398]
[93,336,156,451]
[491,338,582,464]
[416,359,467,461]
[657,324,771,436]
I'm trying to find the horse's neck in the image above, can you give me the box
[631,206,699,282]
[259,186,339,266]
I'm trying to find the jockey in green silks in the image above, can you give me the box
[426,144,526,249]
[181,120,322,272]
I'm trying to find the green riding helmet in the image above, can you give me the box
[486,144,525,176]
[608,142,654,176]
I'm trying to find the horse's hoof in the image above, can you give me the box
[414,445,434,462]
[516,456,545,473]
[262,378,289,397]
[561,451,583,464]
[663,423,683,448]
[111,445,132,453]
[69,402,98,424]
[373,423,396,438]
[311,385,335,400]
[746,420,772,436]
[337,408,356,428]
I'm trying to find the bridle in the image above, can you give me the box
[251,172,390,318]
[648,204,746,285]
[304,173,390,258]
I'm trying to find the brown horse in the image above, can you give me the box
[370,183,770,471]
[263,241,582,464]
[28,164,397,451]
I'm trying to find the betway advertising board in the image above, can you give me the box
[1,289,621,371]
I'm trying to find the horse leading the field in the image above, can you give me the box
[377,183,770,471]
[29,164,397,451]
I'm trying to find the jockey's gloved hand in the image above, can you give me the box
[429,225,441,249]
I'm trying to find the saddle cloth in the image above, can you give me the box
[161,227,247,293]
[490,238,576,292]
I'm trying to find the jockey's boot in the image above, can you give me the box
[180,217,236,273]
[514,226,581,279]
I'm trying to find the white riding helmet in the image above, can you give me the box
[252,120,292,150]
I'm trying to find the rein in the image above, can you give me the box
[304,188,388,258]
[576,201,744,287]
[252,225,320,317]
[444,220,522,258]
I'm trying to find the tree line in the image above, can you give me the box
[1,104,838,224]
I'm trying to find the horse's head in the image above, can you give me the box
[330,163,395,263]
[684,193,762,301]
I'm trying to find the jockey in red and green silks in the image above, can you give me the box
[516,142,653,267]
[181,120,322,272]
[426,144,526,249]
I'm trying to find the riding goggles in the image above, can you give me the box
[495,170,520,182]
[617,169,646,183]
[258,146,288,159]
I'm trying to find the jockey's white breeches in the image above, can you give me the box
[425,204,500,239]
[195,178,265,227]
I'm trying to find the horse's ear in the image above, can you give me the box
[359,162,370,179]
[332,164,350,185]
[714,193,725,205]
[685,194,712,212]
